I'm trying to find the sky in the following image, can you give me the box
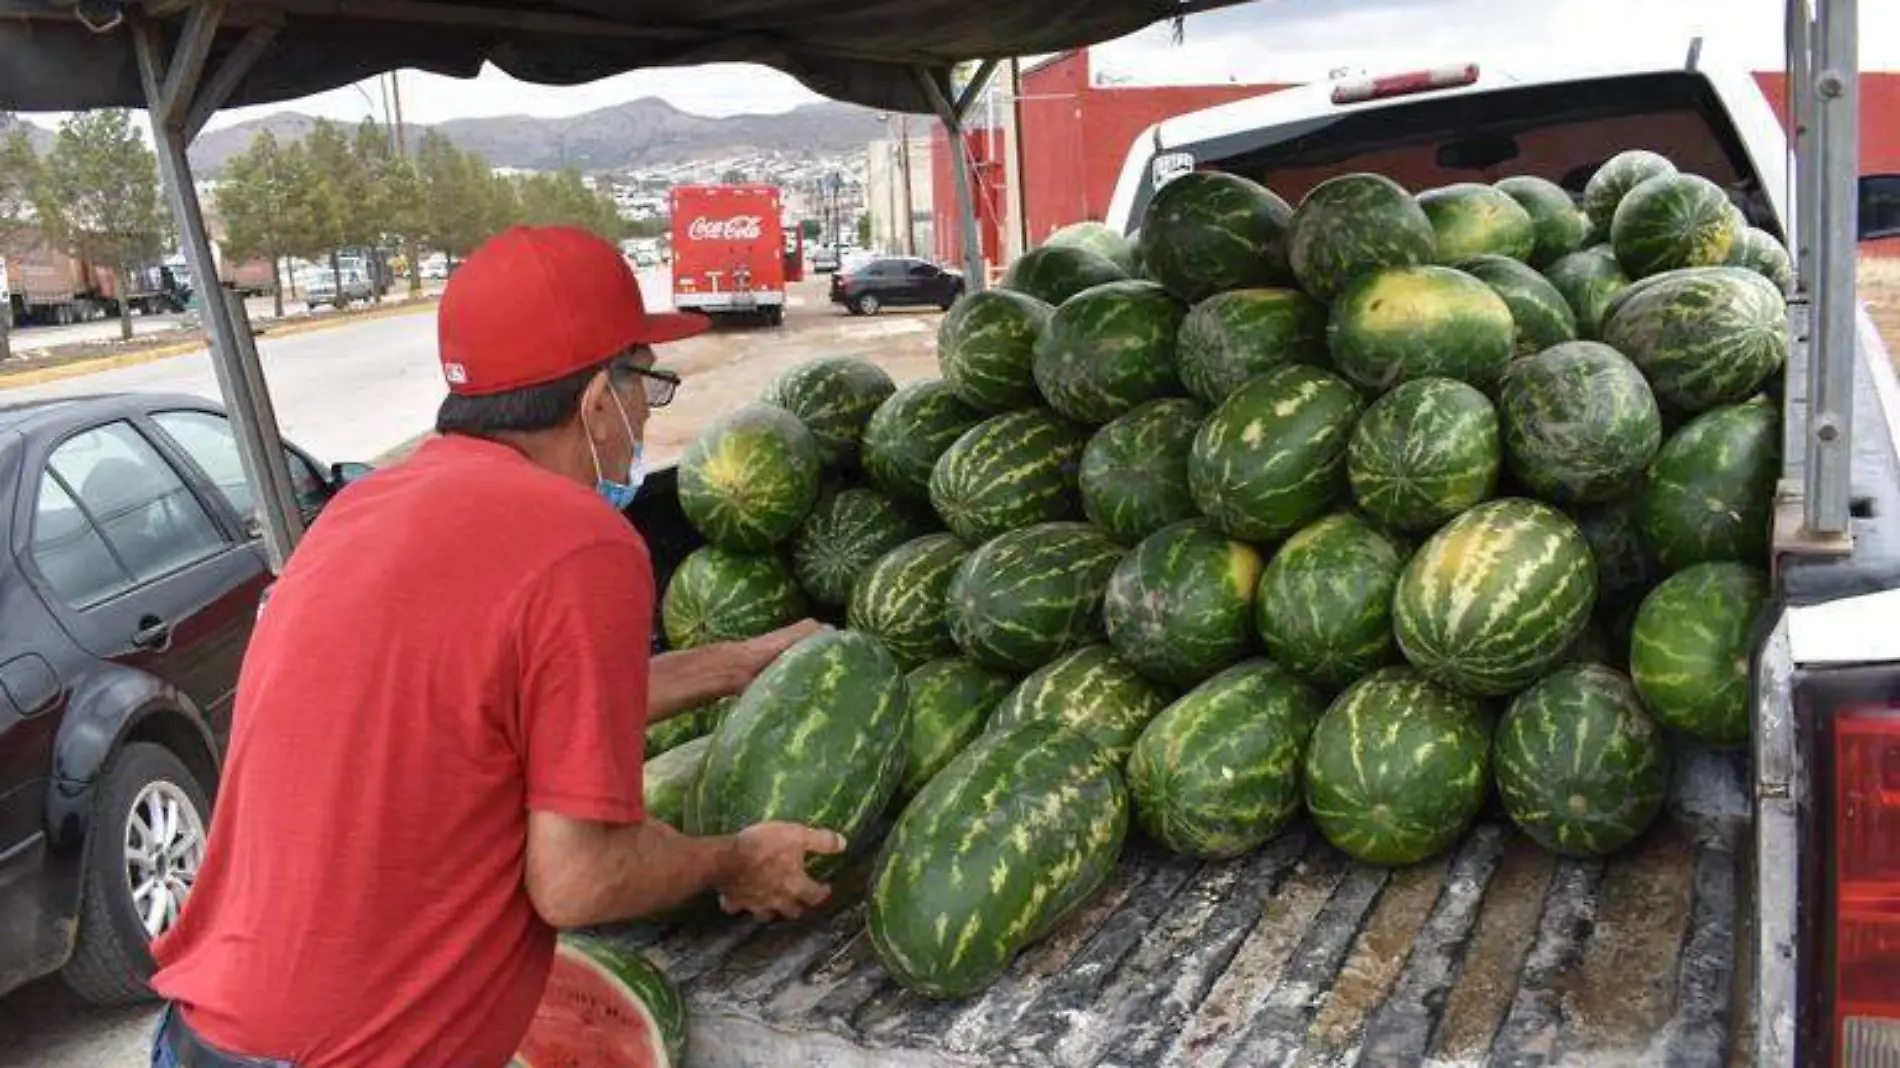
[15,0,1900,131]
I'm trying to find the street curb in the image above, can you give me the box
[0,298,439,392]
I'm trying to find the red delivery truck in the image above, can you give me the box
[669,183,788,327]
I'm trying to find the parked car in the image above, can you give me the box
[810,242,841,273]
[0,393,368,1005]
[304,266,374,308]
[829,256,963,315]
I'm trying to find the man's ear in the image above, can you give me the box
[577,369,616,440]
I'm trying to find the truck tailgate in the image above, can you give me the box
[604,751,1752,1067]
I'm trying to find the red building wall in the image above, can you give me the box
[1752,71,1900,257]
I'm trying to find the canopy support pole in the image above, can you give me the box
[133,8,304,570]
[916,66,986,291]
[1800,0,1857,538]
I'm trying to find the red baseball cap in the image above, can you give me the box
[438,225,710,396]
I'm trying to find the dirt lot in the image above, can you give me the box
[1864,255,1900,355]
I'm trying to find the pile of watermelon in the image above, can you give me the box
[642,149,1788,1003]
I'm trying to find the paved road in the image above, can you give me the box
[3,293,319,355]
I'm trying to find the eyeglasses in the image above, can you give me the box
[609,357,681,408]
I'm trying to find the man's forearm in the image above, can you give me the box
[648,643,758,720]
[531,814,737,926]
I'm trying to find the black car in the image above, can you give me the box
[829,256,964,315]
[0,393,364,1005]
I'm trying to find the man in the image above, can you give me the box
[149,225,842,1067]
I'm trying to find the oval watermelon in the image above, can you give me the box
[1609,173,1741,278]
[1000,244,1128,306]
[1495,663,1669,856]
[1347,377,1500,533]
[1137,171,1296,302]
[1497,340,1662,505]
[1078,397,1207,544]
[1176,288,1329,405]
[1641,400,1779,572]
[986,644,1170,765]
[1188,363,1364,541]
[945,521,1125,672]
[899,657,1017,798]
[867,719,1128,998]
[792,487,926,608]
[1418,183,1538,262]
[678,404,822,551]
[684,630,908,874]
[1302,667,1491,866]
[517,936,688,1068]
[1255,513,1405,690]
[861,380,987,502]
[1495,175,1591,267]
[662,547,807,649]
[1044,220,1138,274]
[846,532,972,669]
[1288,173,1439,302]
[1455,254,1579,356]
[1103,520,1262,688]
[1393,498,1597,696]
[937,289,1054,414]
[643,734,712,828]
[1630,562,1769,746]
[1032,279,1188,425]
[1127,660,1325,859]
[1601,266,1787,413]
[644,698,731,757]
[1725,226,1793,292]
[928,408,1088,544]
[1327,265,1517,392]
[1569,497,1662,616]
[1582,150,1678,236]
[761,356,897,468]
[1542,245,1632,340]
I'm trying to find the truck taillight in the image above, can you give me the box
[1331,63,1479,105]
[1834,707,1900,1066]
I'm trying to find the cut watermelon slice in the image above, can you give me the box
[514,936,687,1068]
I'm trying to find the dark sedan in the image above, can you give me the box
[829,256,964,315]
[0,393,364,1005]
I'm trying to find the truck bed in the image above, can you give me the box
[598,750,1751,1068]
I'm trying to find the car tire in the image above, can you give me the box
[855,294,881,316]
[62,743,212,1006]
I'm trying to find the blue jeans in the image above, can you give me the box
[151,1004,296,1068]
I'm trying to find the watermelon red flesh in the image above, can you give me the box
[760,356,897,468]
[937,289,1055,414]
[1103,520,1263,688]
[1629,561,1769,746]
[1175,287,1329,406]
[1609,172,1741,279]
[1032,279,1188,425]
[1078,397,1207,544]
[1494,175,1592,267]
[1455,254,1579,356]
[1346,376,1500,534]
[1542,245,1632,341]
[1641,400,1779,573]
[1188,363,1364,542]
[516,937,687,1068]
[1600,266,1787,414]
[1326,265,1517,393]
[1137,170,1296,303]
[1417,182,1538,262]
[928,408,1089,545]
[1496,340,1663,506]
[1288,172,1439,303]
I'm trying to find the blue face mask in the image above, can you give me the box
[587,387,646,511]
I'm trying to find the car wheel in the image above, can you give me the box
[855,293,881,316]
[62,743,212,1006]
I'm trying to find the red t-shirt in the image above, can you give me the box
[152,434,653,1068]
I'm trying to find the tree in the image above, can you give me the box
[40,109,170,341]
[215,130,311,319]
[349,119,395,303]
[378,157,427,295]
[415,131,491,266]
[0,124,43,361]
[516,168,621,240]
[298,119,359,303]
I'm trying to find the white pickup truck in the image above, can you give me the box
[620,46,1900,1068]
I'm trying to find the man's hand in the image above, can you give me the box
[737,619,830,681]
[716,822,846,921]
[648,619,830,720]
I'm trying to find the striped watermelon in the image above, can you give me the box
[1127,660,1325,858]
[928,408,1088,544]
[1103,520,1263,688]
[1288,173,1439,302]
[1726,226,1794,292]
[1044,220,1138,274]
[899,657,1016,798]
[1000,244,1129,307]
[945,521,1125,672]
[867,719,1128,998]
[643,735,711,827]
[1494,663,1669,856]
[1347,377,1501,533]
[678,404,822,551]
[1570,497,1662,615]
[985,644,1170,765]
[1137,171,1296,302]
[1417,183,1538,262]
[937,289,1054,413]
[861,381,987,502]
[761,356,897,468]
[1609,173,1741,278]
[846,533,972,669]
[1641,400,1779,572]
[684,630,907,874]
[516,936,687,1068]
[661,548,807,649]
[1188,363,1364,542]
[1542,245,1632,340]
[1078,398,1207,543]
[1176,287,1329,405]
[1255,512,1405,690]
[1032,279,1188,425]
[1582,150,1678,236]
[1327,266,1517,392]
[1302,667,1491,866]
[643,698,730,757]
[1601,266,1787,413]
[1495,175,1592,267]
[1393,498,1597,696]
[1455,254,1579,356]
[791,487,925,608]
[1497,340,1662,505]
[1630,562,1769,746]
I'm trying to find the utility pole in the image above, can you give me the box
[1002,57,1029,260]
[390,70,407,158]
[896,113,915,256]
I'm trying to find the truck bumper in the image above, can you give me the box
[673,291,785,312]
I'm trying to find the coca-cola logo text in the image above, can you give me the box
[687,215,765,241]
